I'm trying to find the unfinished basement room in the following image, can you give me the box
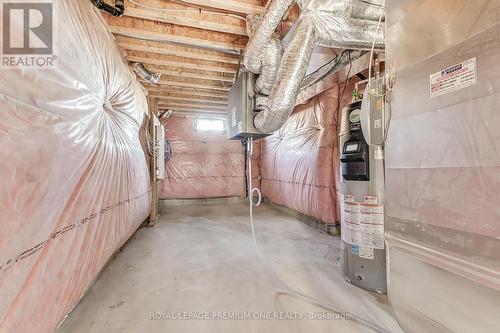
[1,0,499,332]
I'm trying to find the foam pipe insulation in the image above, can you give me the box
[245,0,385,133]
[132,63,161,84]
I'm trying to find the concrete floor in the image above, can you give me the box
[57,201,403,333]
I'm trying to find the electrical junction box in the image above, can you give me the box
[227,71,271,140]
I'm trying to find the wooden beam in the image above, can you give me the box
[159,103,227,112]
[179,0,264,15]
[152,95,228,105]
[159,100,228,109]
[106,16,246,53]
[160,108,228,118]
[116,36,239,64]
[126,52,237,74]
[142,65,234,82]
[161,103,227,112]
[147,86,228,98]
[124,5,247,36]
[142,80,229,91]
[147,96,159,227]
[150,75,232,89]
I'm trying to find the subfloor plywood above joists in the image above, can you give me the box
[147,86,229,98]
[106,15,246,53]
[126,51,238,74]
[123,0,247,36]
[103,0,251,94]
[116,36,240,64]
[138,64,235,82]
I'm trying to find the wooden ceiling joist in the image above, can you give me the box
[143,80,229,91]
[159,100,227,109]
[151,95,228,105]
[159,108,227,118]
[159,102,227,111]
[147,86,228,98]
[179,0,264,15]
[141,75,231,89]
[106,15,246,53]
[124,1,247,36]
[142,65,235,82]
[116,36,239,64]
[126,52,237,74]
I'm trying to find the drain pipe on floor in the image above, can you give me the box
[90,0,124,17]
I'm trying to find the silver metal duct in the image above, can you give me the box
[246,14,284,95]
[242,0,293,84]
[248,0,385,133]
[297,0,384,21]
[132,62,161,84]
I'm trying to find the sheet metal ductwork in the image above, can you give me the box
[245,0,385,133]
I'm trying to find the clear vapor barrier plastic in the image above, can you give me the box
[260,87,341,224]
[0,1,151,332]
[385,0,500,332]
[159,116,246,199]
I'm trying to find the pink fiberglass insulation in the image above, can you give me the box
[0,1,151,332]
[159,116,246,199]
[260,86,342,224]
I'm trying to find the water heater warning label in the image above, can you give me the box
[430,57,477,98]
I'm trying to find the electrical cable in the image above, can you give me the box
[336,50,352,128]
[245,138,389,333]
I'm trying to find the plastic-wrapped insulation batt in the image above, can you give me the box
[0,1,150,332]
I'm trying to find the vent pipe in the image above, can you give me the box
[90,0,124,17]
[132,63,161,84]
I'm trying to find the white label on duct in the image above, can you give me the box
[430,57,477,98]
[374,119,382,129]
[359,246,374,260]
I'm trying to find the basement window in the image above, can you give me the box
[195,118,225,132]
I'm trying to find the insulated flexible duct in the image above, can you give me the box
[246,15,284,95]
[254,9,384,132]
[243,0,294,92]
[243,0,385,133]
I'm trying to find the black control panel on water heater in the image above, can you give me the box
[340,101,370,181]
